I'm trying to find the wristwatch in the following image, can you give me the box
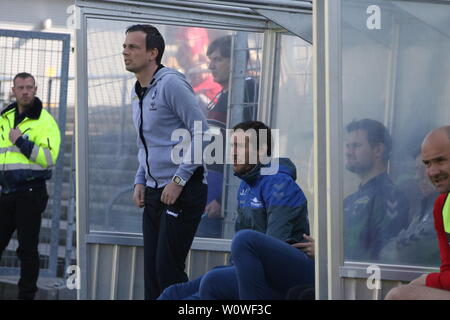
[172,175,187,187]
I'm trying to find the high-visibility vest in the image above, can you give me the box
[0,105,61,172]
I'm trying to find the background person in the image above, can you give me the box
[158,121,310,300]
[343,119,409,262]
[196,35,257,238]
[0,72,61,300]
[380,149,439,266]
[385,126,450,300]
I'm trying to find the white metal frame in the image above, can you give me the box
[313,0,344,300]
[75,3,89,299]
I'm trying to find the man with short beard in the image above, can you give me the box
[0,72,61,300]
[158,121,310,300]
[343,119,409,262]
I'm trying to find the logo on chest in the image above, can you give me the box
[240,187,250,196]
[149,88,158,111]
[250,197,263,208]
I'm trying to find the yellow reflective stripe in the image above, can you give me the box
[444,194,450,234]
[30,144,40,162]
[2,163,48,171]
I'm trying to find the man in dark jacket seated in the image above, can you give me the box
[158,121,312,299]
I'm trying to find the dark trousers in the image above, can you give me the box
[0,187,48,300]
[143,177,207,300]
[159,230,315,300]
[158,265,238,300]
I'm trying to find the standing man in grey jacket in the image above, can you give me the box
[123,24,209,300]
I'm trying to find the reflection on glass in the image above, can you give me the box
[270,34,314,228]
[342,0,450,267]
[196,35,259,239]
[87,19,141,234]
[380,151,440,266]
[343,119,409,262]
[86,19,261,237]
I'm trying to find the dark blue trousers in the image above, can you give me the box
[231,229,315,299]
[158,229,314,300]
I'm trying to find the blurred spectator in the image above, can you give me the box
[380,150,440,266]
[174,27,222,112]
[196,35,257,238]
[386,126,450,299]
[343,119,409,262]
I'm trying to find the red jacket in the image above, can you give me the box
[426,193,450,290]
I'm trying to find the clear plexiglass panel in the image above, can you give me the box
[270,33,314,232]
[341,0,450,267]
[86,18,262,236]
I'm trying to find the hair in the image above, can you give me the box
[232,121,272,156]
[207,35,232,59]
[126,24,165,65]
[13,72,35,86]
[346,119,392,163]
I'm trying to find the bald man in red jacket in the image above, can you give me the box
[386,126,450,300]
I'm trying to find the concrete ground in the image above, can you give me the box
[0,276,77,300]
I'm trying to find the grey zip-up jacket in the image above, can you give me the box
[132,66,208,188]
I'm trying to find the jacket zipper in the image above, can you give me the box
[136,65,164,189]
[138,86,158,189]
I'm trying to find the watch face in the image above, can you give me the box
[173,175,186,186]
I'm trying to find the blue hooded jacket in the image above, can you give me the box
[234,157,310,243]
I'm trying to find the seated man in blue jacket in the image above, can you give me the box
[158,120,311,299]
